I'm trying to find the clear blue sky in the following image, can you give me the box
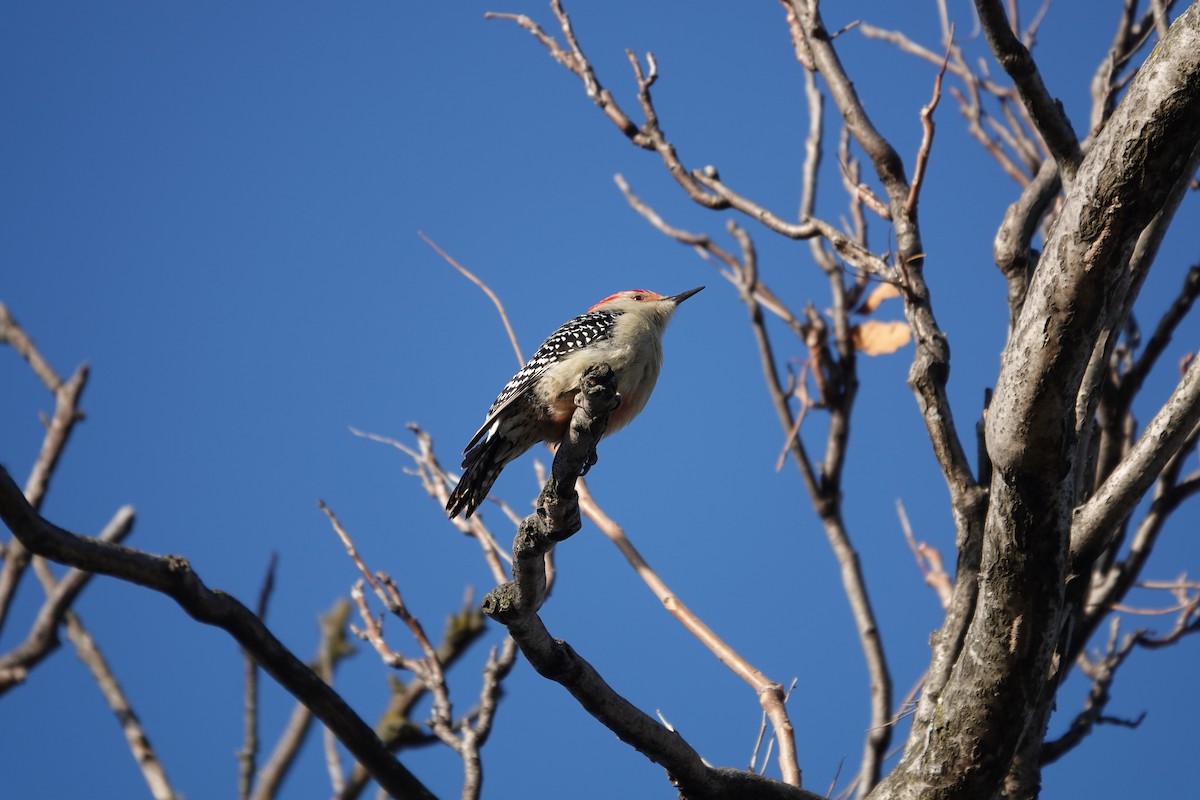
[2,2,1197,798]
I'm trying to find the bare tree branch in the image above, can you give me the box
[251,600,356,800]
[239,553,278,800]
[353,426,512,583]
[333,597,490,800]
[0,468,436,800]
[786,13,990,788]
[1073,354,1200,565]
[0,505,179,800]
[858,20,1041,185]
[789,0,984,530]
[489,0,909,254]
[1,305,182,797]
[577,480,801,787]
[896,499,952,610]
[905,34,953,219]
[1081,461,1200,654]
[1131,574,1200,646]
[495,612,820,800]
[615,102,892,794]
[0,506,135,691]
[67,605,179,800]
[972,0,1082,179]
[0,302,90,633]
[486,2,726,209]
[327,447,522,800]
[419,231,524,367]
[879,8,1200,796]
[1120,264,1200,404]
[1041,618,1139,764]
[0,301,66,391]
[992,157,1061,329]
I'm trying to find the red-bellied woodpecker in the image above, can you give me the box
[446,286,704,518]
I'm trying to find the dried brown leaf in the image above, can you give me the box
[856,282,901,314]
[851,320,912,355]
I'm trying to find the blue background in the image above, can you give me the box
[2,2,1197,798]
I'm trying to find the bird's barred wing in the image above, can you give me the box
[461,310,621,453]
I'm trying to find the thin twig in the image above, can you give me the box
[858,23,1035,185]
[351,426,511,581]
[0,301,65,391]
[0,305,90,634]
[613,174,812,335]
[905,30,953,218]
[1072,353,1200,565]
[238,553,278,800]
[972,0,1082,178]
[418,231,523,367]
[896,499,952,610]
[1041,617,1139,763]
[321,500,502,798]
[323,716,346,794]
[577,479,802,787]
[252,600,356,800]
[333,590,491,800]
[68,612,178,800]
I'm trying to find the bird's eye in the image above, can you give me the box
[631,293,645,301]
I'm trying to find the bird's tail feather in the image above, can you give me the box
[446,435,508,519]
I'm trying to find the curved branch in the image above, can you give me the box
[1120,264,1200,404]
[0,468,435,800]
[993,157,1061,330]
[791,2,911,208]
[0,506,134,692]
[1040,619,1138,764]
[419,232,524,367]
[486,3,727,209]
[503,613,821,800]
[1072,353,1200,565]
[67,605,179,800]
[972,0,1082,179]
[0,353,89,633]
[254,600,357,800]
[577,481,801,787]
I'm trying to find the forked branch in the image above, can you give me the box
[0,469,435,800]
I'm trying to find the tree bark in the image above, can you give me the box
[873,5,1200,798]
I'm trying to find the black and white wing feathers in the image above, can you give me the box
[461,309,622,453]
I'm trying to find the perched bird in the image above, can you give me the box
[446,286,704,518]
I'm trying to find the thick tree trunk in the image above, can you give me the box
[872,5,1200,798]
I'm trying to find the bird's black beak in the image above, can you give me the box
[668,286,705,305]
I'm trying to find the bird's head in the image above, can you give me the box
[588,287,705,326]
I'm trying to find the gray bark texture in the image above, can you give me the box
[873,5,1200,798]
